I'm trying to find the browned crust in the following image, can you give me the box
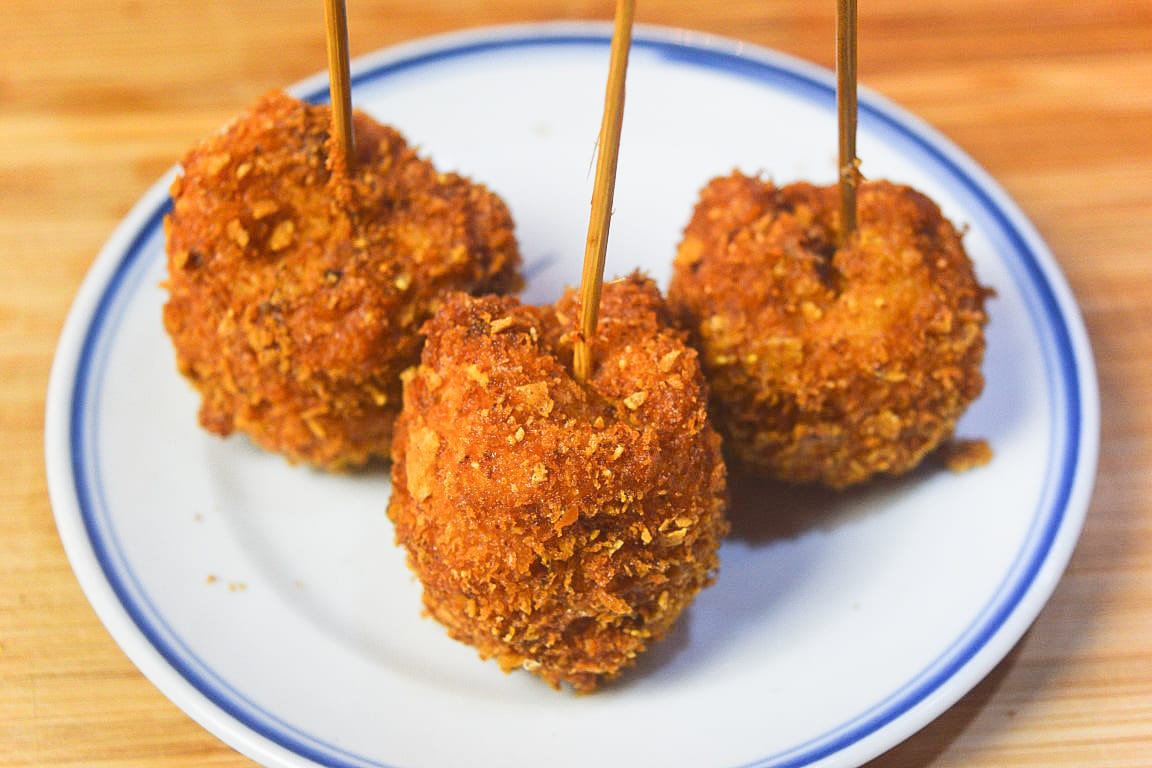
[163,91,522,468]
[669,174,989,488]
[388,274,729,691]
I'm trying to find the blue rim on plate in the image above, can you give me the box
[47,23,1098,768]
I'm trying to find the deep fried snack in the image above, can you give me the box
[669,174,989,488]
[163,91,521,468]
[388,274,728,691]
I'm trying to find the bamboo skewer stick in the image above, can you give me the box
[836,0,859,244]
[324,0,355,176]
[573,0,636,384]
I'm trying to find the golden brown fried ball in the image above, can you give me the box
[388,274,728,692]
[669,174,989,488]
[163,91,521,469]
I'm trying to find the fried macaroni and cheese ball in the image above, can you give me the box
[388,275,728,691]
[163,91,521,469]
[669,175,989,488]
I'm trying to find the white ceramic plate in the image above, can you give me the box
[46,22,1099,768]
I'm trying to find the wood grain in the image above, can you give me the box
[2,1,1150,766]
[574,0,634,383]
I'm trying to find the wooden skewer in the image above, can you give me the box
[573,0,636,384]
[836,0,859,244]
[324,0,355,175]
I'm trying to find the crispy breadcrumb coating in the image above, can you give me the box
[388,274,728,691]
[669,174,989,488]
[163,91,521,468]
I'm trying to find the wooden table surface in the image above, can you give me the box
[3,1,1150,766]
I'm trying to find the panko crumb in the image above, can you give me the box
[943,438,993,473]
